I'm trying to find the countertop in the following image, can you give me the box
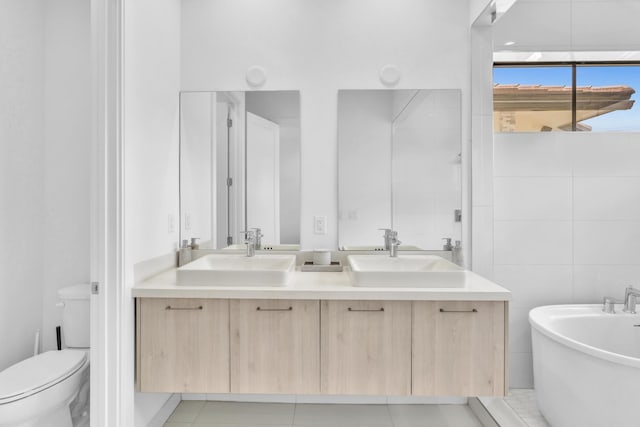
[132,267,511,301]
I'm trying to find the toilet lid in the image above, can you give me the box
[0,350,87,404]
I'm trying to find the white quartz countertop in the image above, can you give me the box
[132,267,511,301]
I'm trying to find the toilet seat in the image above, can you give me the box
[0,350,87,405]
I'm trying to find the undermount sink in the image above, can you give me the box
[177,254,296,286]
[347,255,465,288]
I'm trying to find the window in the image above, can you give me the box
[494,63,640,132]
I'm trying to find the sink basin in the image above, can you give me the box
[177,254,296,286]
[347,255,465,288]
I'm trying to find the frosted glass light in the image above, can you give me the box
[246,66,267,87]
[379,64,401,86]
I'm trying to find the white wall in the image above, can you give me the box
[493,132,640,388]
[0,0,45,371]
[41,0,91,353]
[181,0,471,250]
[123,0,182,424]
[0,0,91,370]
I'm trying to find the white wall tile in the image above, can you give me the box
[472,206,493,278]
[509,352,534,389]
[494,133,571,177]
[494,177,572,221]
[574,177,640,221]
[494,221,572,265]
[494,265,572,308]
[571,133,640,177]
[574,221,640,265]
[509,307,534,354]
[573,265,640,303]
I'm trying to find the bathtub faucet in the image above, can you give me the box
[623,286,640,314]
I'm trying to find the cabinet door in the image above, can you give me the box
[230,299,320,394]
[137,298,229,393]
[321,300,411,395]
[413,301,506,396]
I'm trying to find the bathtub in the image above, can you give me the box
[529,305,640,427]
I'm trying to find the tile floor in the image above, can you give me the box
[163,401,484,427]
[504,389,550,427]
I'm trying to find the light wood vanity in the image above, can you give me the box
[134,265,509,397]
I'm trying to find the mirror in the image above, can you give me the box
[179,91,301,249]
[338,89,462,250]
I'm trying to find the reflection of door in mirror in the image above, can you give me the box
[245,91,301,247]
[180,91,301,249]
[180,91,245,249]
[246,112,281,245]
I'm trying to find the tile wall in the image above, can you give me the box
[493,132,640,387]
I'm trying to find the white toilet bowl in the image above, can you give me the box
[0,350,89,427]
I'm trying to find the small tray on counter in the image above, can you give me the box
[301,261,344,272]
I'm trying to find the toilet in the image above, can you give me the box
[0,284,91,427]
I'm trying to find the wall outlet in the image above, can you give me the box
[168,214,175,233]
[314,215,327,235]
[185,213,191,230]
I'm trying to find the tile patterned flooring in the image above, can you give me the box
[163,401,484,427]
[504,389,550,427]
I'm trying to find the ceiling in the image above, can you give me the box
[493,0,640,60]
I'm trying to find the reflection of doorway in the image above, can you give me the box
[214,92,244,248]
[246,112,280,245]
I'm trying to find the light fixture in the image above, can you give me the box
[379,64,401,87]
[246,66,267,88]
[504,41,515,46]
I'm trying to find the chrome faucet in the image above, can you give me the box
[389,231,401,258]
[623,286,640,314]
[252,227,263,250]
[378,228,393,250]
[242,230,257,257]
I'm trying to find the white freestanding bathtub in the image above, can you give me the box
[529,305,640,427]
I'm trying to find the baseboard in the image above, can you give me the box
[147,394,180,427]
[181,393,467,405]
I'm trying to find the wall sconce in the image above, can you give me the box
[246,66,267,88]
[379,64,401,87]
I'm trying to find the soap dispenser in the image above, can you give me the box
[442,238,453,251]
[178,239,192,267]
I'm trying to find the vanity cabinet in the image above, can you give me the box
[412,301,507,396]
[136,297,507,396]
[136,298,229,393]
[320,300,412,395]
[230,299,320,394]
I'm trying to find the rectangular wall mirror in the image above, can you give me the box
[338,89,462,251]
[180,91,301,250]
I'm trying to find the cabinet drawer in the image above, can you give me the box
[321,300,411,395]
[412,301,506,396]
[137,298,229,393]
[230,299,320,394]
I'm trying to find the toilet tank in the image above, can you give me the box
[58,284,91,348]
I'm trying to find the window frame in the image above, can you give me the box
[493,61,640,132]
